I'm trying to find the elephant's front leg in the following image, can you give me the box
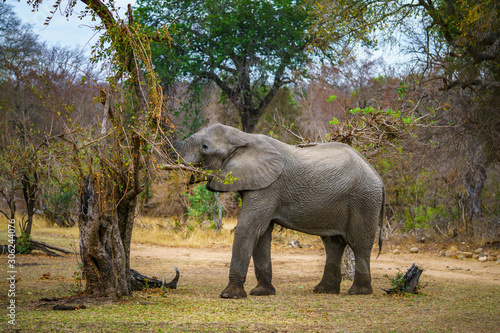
[219,224,258,299]
[220,188,276,298]
[220,201,275,299]
[250,222,276,296]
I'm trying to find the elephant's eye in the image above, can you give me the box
[202,143,209,150]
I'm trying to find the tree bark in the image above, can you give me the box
[79,177,131,298]
[341,246,355,281]
[116,194,137,291]
[461,149,488,235]
[213,192,223,232]
[21,171,38,238]
[240,108,255,133]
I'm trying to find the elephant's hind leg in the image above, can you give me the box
[250,222,276,296]
[313,236,346,294]
[347,247,373,295]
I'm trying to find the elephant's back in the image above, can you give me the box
[265,137,384,195]
[304,142,380,177]
[270,142,383,235]
[289,142,374,176]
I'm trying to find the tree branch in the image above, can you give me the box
[158,163,217,178]
[256,55,290,112]
[198,70,240,107]
[80,0,116,31]
[442,79,500,91]
[29,239,73,254]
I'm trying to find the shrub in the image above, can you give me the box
[186,184,223,224]
[16,230,32,254]
[41,178,77,227]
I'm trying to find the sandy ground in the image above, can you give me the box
[130,243,500,290]
[7,240,500,332]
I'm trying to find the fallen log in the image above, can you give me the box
[26,239,75,257]
[53,304,87,311]
[383,262,423,294]
[29,239,74,254]
[130,266,180,291]
[1,239,72,256]
[28,241,62,257]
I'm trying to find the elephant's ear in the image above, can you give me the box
[209,137,284,192]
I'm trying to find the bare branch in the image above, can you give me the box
[158,163,215,178]
[78,130,118,149]
[442,79,500,91]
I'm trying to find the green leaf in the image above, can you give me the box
[326,95,337,102]
[329,117,340,125]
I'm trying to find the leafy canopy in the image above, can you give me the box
[309,0,500,89]
[135,0,313,132]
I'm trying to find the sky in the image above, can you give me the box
[8,0,136,56]
[7,0,407,70]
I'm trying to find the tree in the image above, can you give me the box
[20,0,178,297]
[135,0,313,133]
[0,3,40,81]
[0,2,84,256]
[310,0,500,84]
[402,0,500,227]
[309,0,500,230]
[0,3,40,232]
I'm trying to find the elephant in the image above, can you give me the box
[173,123,385,299]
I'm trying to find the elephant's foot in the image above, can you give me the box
[249,284,276,296]
[312,282,340,294]
[220,284,247,299]
[347,283,373,295]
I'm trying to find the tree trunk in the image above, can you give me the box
[213,192,223,232]
[240,107,256,133]
[116,194,138,290]
[383,262,423,294]
[461,151,488,234]
[21,171,38,238]
[79,177,131,298]
[341,246,355,281]
[130,267,180,291]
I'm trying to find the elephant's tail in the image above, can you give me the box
[376,186,386,259]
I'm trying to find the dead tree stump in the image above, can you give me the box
[130,267,180,291]
[383,262,423,294]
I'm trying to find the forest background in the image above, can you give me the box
[0,0,499,295]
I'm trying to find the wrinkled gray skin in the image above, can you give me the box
[174,124,385,299]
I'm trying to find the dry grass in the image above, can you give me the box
[133,216,237,248]
[0,215,80,251]
[2,215,500,332]
[133,216,323,250]
[4,235,500,332]
[0,215,323,251]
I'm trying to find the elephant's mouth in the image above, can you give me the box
[182,158,217,174]
[183,160,202,167]
[178,153,202,167]
[199,156,223,171]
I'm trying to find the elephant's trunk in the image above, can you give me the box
[172,136,201,165]
[172,139,186,155]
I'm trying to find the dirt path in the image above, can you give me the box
[13,241,500,332]
[131,243,500,287]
